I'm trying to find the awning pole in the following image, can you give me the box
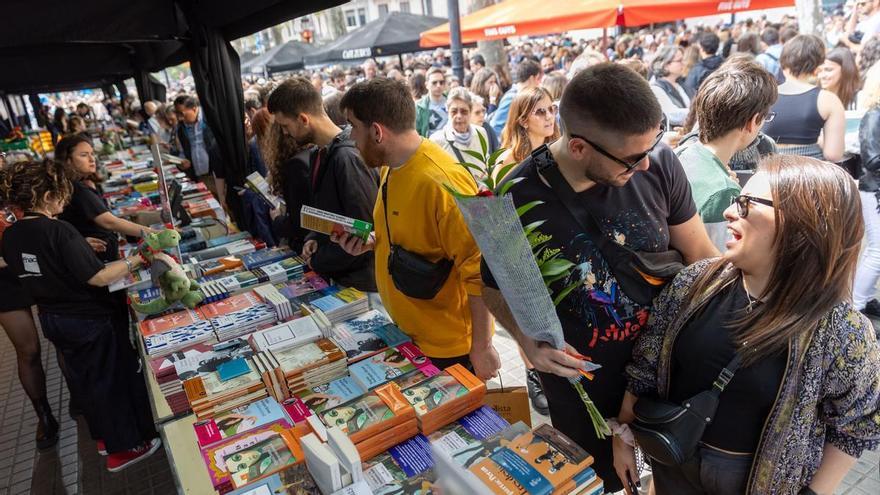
[448,0,464,82]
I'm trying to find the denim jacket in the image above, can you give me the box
[626,259,880,494]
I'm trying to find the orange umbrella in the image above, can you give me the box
[420,0,794,48]
[419,0,621,48]
[620,0,794,26]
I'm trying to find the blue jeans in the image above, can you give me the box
[652,445,753,495]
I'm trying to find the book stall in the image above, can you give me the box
[88,133,608,494]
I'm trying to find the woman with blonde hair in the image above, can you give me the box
[621,155,880,494]
[499,86,560,166]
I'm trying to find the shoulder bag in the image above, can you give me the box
[382,171,453,300]
[630,354,741,466]
[534,150,685,306]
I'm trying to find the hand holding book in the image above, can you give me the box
[332,231,376,257]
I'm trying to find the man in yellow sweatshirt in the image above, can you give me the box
[334,78,500,381]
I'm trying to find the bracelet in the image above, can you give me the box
[124,258,134,272]
[606,418,635,447]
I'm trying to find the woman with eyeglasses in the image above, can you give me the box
[650,46,692,128]
[622,155,880,495]
[762,35,846,162]
[429,88,492,179]
[498,87,560,168]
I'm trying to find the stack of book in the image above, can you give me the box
[244,171,284,210]
[227,463,319,495]
[199,279,231,304]
[241,247,296,270]
[201,292,278,342]
[401,364,486,435]
[139,308,217,357]
[348,342,433,390]
[453,423,602,495]
[297,375,367,415]
[328,310,408,363]
[271,338,348,396]
[147,350,196,415]
[201,421,305,493]
[194,396,293,449]
[248,316,327,353]
[308,287,369,324]
[252,284,292,320]
[183,355,269,419]
[319,383,418,462]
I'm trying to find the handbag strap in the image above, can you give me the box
[447,140,467,165]
[381,170,393,245]
[533,148,631,261]
[711,354,742,394]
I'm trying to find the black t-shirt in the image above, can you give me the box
[669,278,787,453]
[2,215,116,316]
[482,144,696,416]
[59,181,119,262]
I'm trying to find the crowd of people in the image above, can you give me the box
[2,3,880,493]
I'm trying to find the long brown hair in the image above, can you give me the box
[688,155,863,365]
[260,122,304,196]
[826,47,860,109]
[54,134,94,180]
[500,87,560,164]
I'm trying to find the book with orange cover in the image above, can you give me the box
[401,364,486,434]
[320,383,414,444]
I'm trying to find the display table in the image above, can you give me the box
[135,326,176,424]
[160,414,217,495]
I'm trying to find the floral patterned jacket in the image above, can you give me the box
[626,259,880,494]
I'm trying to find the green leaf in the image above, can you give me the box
[553,282,580,306]
[477,130,488,157]
[495,162,517,182]
[462,149,485,163]
[458,161,484,175]
[516,200,543,218]
[487,148,506,169]
[498,176,525,196]
[442,183,469,199]
[543,272,570,286]
[540,258,573,278]
[522,220,546,237]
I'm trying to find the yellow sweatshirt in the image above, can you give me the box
[374,139,482,358]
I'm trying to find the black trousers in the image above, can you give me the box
[39,311,156,453]
[429,354,473,373]
[651,446,752,495]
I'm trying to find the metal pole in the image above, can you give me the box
[398,53,404,69]
[448,0,464,82]
[163,68,172,91]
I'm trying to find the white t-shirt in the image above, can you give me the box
[858,12,880,37]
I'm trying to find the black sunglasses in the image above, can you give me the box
[570,128,665,171]
[731,194,774,218]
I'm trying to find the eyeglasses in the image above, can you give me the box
[570,128,665,171]
[731,194,774,218]
[763,112,777,123]
[532,104,558,118]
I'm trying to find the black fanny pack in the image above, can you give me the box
[382,172,453,300]
[535,151,685,306]
[630,354,741,466]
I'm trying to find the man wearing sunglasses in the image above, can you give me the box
[675,59,778,252]
[415,67,449,137]
[482,63,718,494]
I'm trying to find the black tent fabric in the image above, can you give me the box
[304,11,447,66]
[134,71,167,104]
[264,41,319,74]
[240,43,286,75]
[186,19,248,227]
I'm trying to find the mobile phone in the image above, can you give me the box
[625,469,639,494]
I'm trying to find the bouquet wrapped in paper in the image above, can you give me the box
[446,136,610,438]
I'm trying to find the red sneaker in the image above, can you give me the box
[96,439,107,456]
[106,438,161,472]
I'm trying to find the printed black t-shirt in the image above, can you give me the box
[59,181,119,262]
[2,215,116,316]
[482,144,697,415]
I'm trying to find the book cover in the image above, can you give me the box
[200,292,264,319]
[300,205,372,241]
[245,171,284,210]
[504,424,593,492]
[249,318,323,352]
[241,248,294,270]
[427,406,510,457]
[373,323,411,348]
[348,348,418,390]
[271,339,343,375]
[297,375,366,414]
[174,338,255,382]
[139,308,206,337]
[363,452,438,495]
[276,273,330,298]
[401,373,470,416]
[202,421,302,491]
[194,397,290,447]
[449,422,531,470]
[320,392,394,437]
[391,366,441,390]
[329,310,392,362]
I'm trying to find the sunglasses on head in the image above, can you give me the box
[569,126,665,171]
[731,194,774,218]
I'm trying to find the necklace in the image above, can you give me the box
[742,276,760,313]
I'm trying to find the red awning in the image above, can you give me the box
[420,0,794,48]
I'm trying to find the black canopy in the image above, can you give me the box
[304,11,447,66]
[0,0,345,228]
[241,41,318,75]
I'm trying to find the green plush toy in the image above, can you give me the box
[131,229,204,315]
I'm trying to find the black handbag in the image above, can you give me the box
[382,172,453,300]
[630,354,741,466]
[535,152,686,306]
